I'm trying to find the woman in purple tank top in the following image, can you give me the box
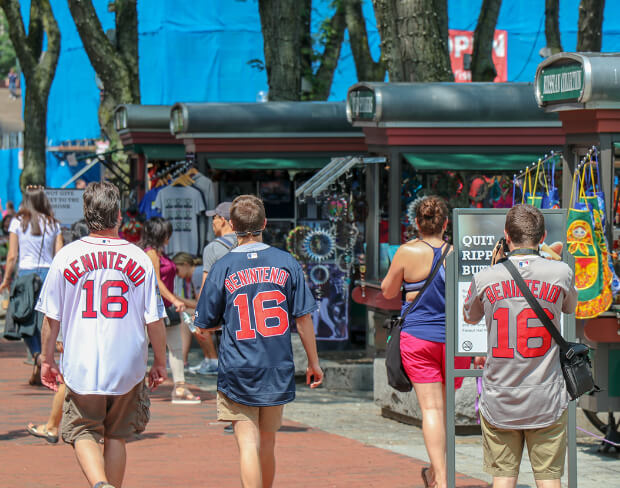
[142,218,200,405]
[381,196,471,488]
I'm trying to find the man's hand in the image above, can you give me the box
[147,361,167,391]
[474,356,486,369]
[306,362,323,389]
[491,239,506,265]
[40,358,64,391]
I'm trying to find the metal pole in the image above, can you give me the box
[599,134,614,244]
[388,150,401,245]
[365,163,380,281]
[445,251,457,488]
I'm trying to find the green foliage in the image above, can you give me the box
[0,11,17,78]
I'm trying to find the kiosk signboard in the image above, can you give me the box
[453,208,567,355]
[45,189,84,227]
[537,62,584,104]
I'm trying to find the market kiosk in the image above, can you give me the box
[535,52,620,451]
[114,104,186,200]
[170,101,371,346]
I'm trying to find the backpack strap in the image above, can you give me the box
[214,236,235,251]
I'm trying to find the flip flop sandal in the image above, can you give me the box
[421,467,434,488]
[171,386,201,405]
[26,423,58,444]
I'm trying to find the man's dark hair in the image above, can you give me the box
[230,195,265,236]
[140,217,173,253]
[83,182,120,232]
[505,204,545,246]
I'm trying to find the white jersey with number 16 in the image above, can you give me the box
[36,236,166,396]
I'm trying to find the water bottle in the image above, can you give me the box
[183,311,197,333]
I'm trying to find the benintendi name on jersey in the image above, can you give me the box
[484,279,562,305]
[224,266,290,294]
[62,251,148,287]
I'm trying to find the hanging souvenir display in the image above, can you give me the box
[525,159,548,208]
[567,165,612,318]
[541,153,561,209]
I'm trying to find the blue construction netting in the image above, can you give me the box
[2,0,620,190]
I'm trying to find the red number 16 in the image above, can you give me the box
[233,290,289,340]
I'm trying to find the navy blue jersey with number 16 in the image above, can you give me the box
[194,242,317,406]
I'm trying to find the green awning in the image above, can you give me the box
[141,144,186,161]
[208,158,329,170]
[404,153,542,171]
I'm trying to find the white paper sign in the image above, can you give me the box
[45,189,84,226]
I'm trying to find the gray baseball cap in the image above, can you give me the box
[205,201,232,219]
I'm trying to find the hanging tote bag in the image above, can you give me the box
[525,159,548,209]
[502,258,599,400]
[582,157,620,297]
[541,155,561,209]
[384,244,450,392]
[567,170,611,318]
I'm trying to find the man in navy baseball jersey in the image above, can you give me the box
[194,194,323,488]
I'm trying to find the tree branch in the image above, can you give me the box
[0,0,36,75]
[67,0,127,95]
[344,0,384,82]
[115,0,140,101]
[311,3,346,100]
[26,0,43,62]
[577,0,605,52]
[545,0,563,55]
[37,0,61,96]
[372,0,403,81]
[471,0,502,82]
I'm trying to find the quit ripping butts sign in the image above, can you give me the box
[452,208,567,356]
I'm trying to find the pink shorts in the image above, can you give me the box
[400,331,471,388]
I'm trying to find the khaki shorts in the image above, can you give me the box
[481,409,567,480]
[217,391,284,432]
[61,381,150,445]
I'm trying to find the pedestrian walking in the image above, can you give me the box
[0,185,63,384]
[463,204,578,488]
[141,217,200,404]
[194,194,323,488]
[381,195,471,488]
[7,68,18,99]
[36,182,168,488]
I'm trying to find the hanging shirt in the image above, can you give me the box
[139,186,164,219]
[154,185,206,255]
[35,236,166,395]
[194,243,317,406]
[192,174,217,242]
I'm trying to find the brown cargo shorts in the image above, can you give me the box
[61,380,150,445]
[481,409,567,480]
[217,391,284,432]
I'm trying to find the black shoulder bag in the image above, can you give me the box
[502,255,599,400]
[385,243,450,392]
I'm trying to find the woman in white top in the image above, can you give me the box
[0,186,63,362]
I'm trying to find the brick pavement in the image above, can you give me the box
[0,339,488,487]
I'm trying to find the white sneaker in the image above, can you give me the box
[188,359,208,374]
[195,360,218,375]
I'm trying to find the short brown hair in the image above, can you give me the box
[505,204,545,246]
[83,182,120,232]
[230,195,265,236]
[415,196,448,235]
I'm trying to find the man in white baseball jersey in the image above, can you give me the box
[37,182,168,488]
[463,205,577,488]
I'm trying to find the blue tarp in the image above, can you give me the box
[0,148,22,208]
[7,1,620,150]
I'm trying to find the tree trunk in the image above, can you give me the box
[577,0,605,52]
[0,0,60,189]
[68,0,139,149]
[545,0,563,55]
[471,0,502,81]
[258,0,306,101]
[373,0,453,82]
[344,0,385,82]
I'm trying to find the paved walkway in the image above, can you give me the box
[0,339,486,488]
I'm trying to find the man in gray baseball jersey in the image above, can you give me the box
[463,204,577,488]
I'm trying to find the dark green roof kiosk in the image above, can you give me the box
[347,81,564,281]
[114,104,186,199]
[535,53,620,442]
